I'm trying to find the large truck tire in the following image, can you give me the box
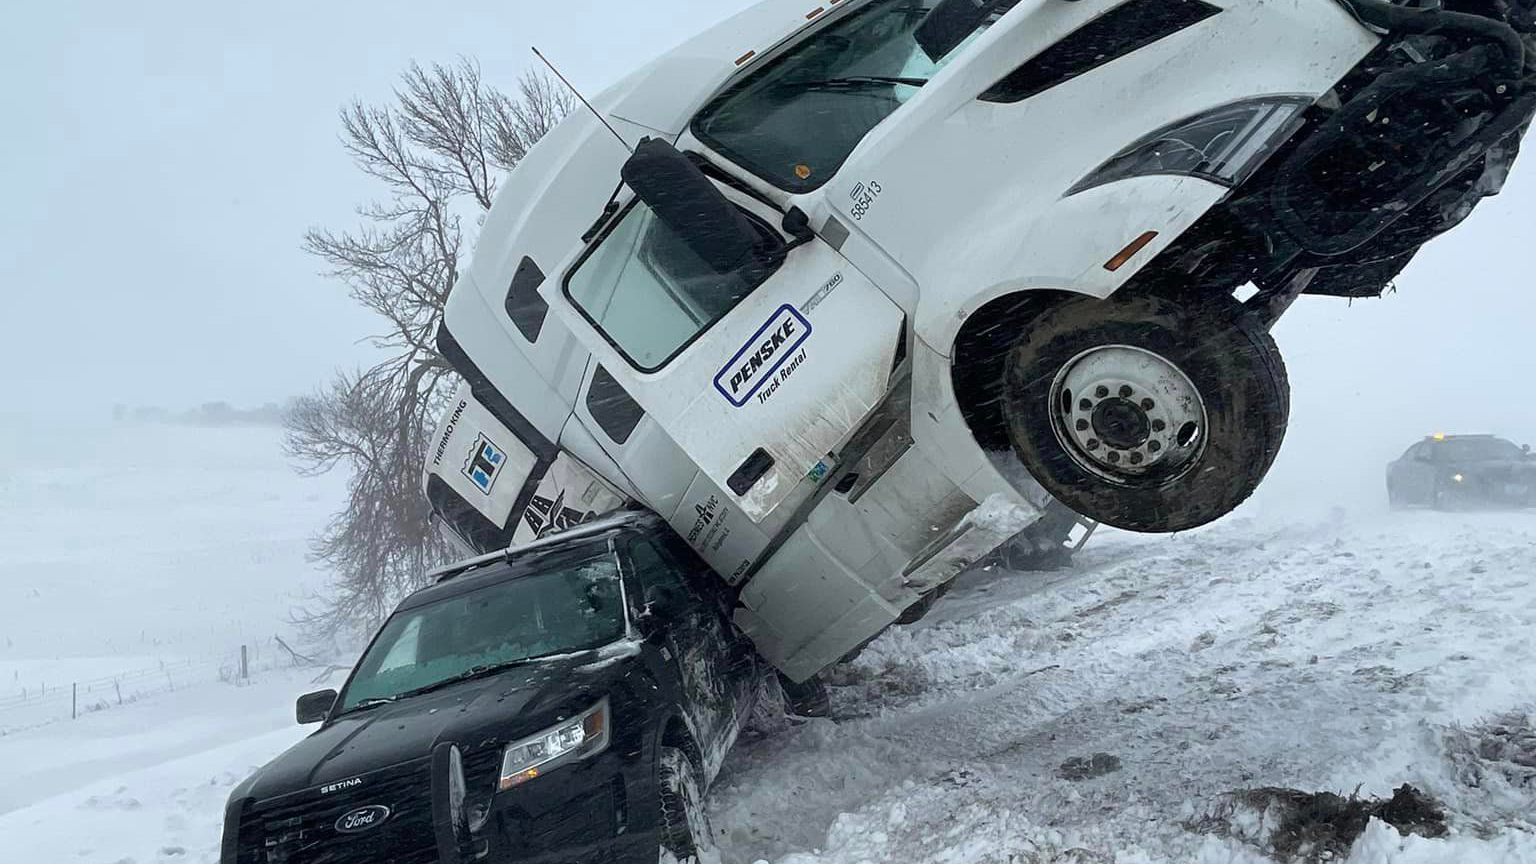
[1002,292,1288,533]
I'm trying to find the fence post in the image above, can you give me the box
[115,679,123,706]
[72,683,78,720]
[240,645,249,682]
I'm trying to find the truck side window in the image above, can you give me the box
[587,364,645,445]
[564,201,775,371]
[505,256,550,343]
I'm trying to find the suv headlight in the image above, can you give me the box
[1068,98,1310,196]
[498,699,611,790]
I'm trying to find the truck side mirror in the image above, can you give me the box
[621,138,773,273]
[296,689,338,725]
[916,0,1009,61]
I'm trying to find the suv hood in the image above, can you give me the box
[244,649,632,802]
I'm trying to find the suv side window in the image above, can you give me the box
[658,533,734,613]
[627,537,695,602]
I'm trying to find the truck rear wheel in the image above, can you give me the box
[1002,292,1288,533]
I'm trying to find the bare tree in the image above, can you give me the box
[287,59,571,639]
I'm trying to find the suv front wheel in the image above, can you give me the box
[656,746,711,862]
[1002,292,1289,533]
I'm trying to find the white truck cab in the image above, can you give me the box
[426,0,1533,679]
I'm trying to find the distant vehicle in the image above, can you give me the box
[220,512,771,864]
[1387,434,1535,511]
[425,0,1536,683]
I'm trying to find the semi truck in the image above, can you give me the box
[423,0,1534,681]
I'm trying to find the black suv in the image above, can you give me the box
[1387,434,1535,510]
[219,511,766,864]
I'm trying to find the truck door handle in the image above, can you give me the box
[728,448,775,496]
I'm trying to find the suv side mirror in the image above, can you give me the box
[296,689,338,725]
[641,585,684,625]
[621,138,773,273]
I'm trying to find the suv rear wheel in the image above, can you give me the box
[1002,292,1288,533]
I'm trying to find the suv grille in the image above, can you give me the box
[238,760,437,864]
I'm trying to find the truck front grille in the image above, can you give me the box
[238,760,437,864]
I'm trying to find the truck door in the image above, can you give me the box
[544,180,905,536]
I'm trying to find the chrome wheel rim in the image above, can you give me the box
[1048,345,1209,487]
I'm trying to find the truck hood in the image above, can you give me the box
[243,649,632,802]
[596,0,825,135]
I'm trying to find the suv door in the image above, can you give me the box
[1399,442,1436,504]
[624,534,750,778]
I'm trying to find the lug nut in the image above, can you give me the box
[1076,419,1089,432]
[1148,440,1162,453]
[1095,386,1110,399]
[1141,398,1155,411]
[1079,398,1093,412]
[1130,452,1144,465]
[1151,419,1167,433]
[1086,439,1100,451]
[1107,451,1121,464]
[1119,385,1134,398]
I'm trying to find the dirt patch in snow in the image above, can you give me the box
[1438,712,1536,834]
[1192,784,1446,862]
[1056,753,1122,781]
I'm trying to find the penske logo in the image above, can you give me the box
[713,305,812,408]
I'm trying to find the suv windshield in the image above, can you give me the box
[692,0,994,192]
[336,552,626,712]
[1437,437,1526,462]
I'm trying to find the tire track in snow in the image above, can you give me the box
[710,513,1536,863]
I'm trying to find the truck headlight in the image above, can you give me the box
[498,699,610,790]
[1068,98,1309,196]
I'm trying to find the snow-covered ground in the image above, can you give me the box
[714,511,1536,863]
[0,420,345,730]
[2,503,1531,863]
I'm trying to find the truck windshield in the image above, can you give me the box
[336,552,626,712]
[692,0,992,192]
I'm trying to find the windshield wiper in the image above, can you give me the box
[378,659,542,703]
[332,697,396,718]
[776,75,930,92]
[451,659,538,683]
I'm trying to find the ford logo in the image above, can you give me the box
[335,805,391,834]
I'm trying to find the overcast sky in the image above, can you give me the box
[1,0,755,414]
[2,0,1532,484]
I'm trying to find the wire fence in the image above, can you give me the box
[0,637,311,734]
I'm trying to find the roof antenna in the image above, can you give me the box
[532,46,634,154]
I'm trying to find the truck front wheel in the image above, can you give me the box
[1002,292,1288,533]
